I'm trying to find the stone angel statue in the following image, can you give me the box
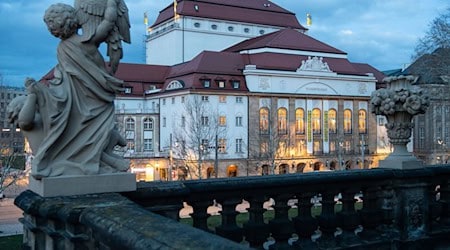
[75,0,131,74]
[7,0,130,180]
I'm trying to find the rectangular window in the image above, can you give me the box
[219,96,227,103]
[124,87,132,94]
[218,139,227,153]
[181,116,185,128]
[181,96,185,103]
[236,139,243,153]
[218,80,225,88]
[201,116,209,126]
[232,81,240,89]
[143,139,153,151]
[171,97,175,104]
[203,80,211,88]
[219,116,226,126]
[201,96,209,102]
[235,116,242,127]
[162,99,166,105]
[201,139,209,149]
[162,117,166,127]
[378,117,384,126]
[236,96,243,103]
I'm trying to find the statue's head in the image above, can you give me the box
[44,3,78,40]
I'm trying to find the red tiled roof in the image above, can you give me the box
[151,0,304,30]
[167,51,245,77]
[224,28,346,55]
[114,63,170,83]
[352,62,386,83]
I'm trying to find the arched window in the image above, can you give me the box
[260,108,269,134]
[295,108,305,134]
[278,108,287,134]
[227,165,238,177]
[344,109,352,134]
[143,118,153,130]
[125,118,135,130]
[358,109,367,134]
[328,109,337,134]
[312,108,321,134]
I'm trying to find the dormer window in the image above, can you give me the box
[211,24,217,30]
[202,79,211,88]
[218,80,225,88]
[244,28,250,33]
[194,22,201,28]
[124,87,132,94]
[259,29,265,35]
[231,80,240,89]
[228,26,234,32]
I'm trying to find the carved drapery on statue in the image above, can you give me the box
[7,0,131,180]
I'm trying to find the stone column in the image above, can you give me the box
[370,75,429,169]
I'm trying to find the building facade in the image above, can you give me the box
[115,0,387,180]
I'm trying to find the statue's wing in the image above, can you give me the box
[74,0,106,42]
[107,0,131,74]
[74,0,131,74]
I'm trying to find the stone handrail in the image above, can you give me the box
[14,166,450,249]
[124,166,450,249]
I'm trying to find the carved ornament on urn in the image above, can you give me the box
[370,75,430,169]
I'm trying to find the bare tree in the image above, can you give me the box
[412,7,450,60]
[0,147,28,198]
[248,99,292,175]
[172,95,227,179]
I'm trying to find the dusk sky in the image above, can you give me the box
[0,0,447,87]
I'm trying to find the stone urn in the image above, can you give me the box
[370,75,430,169]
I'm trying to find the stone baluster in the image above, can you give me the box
[359,185,383,240]
[316,191,338,249]
[438,179,450,226]
[186,199,213,232]
[268,194,295,249]
[336,188,361,247]
[243,195,270,247]
[292,192,319,249]
[215,197,244,243]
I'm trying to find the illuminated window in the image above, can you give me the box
[260,108,269,134]
[219,115,226,126]
[312,108,321,134]
[218,80,225,88]
[218,138,227,153]
[295,108,305,134]
[328,109,337,134]
[278,108,287,134]
[358,109,367,134]
[344,109,352,133]
[219,96,227,103]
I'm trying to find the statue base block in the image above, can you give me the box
[379,157,423,170]
[29,173,136,197]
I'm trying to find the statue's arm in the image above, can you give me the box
[91,0,118,45]
[18,78,38,131]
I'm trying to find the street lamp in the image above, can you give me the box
[437,138,447,164]
[338,140,344,170]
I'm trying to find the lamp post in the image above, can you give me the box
[338,140,344,170]
[359,135,366,169]
[437,138,446,164]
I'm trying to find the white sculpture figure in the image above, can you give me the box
[7,0,130,180]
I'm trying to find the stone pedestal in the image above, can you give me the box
[29,172,136,197]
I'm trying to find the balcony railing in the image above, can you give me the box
[15,165,450,249]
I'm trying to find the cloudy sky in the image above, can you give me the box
[0,0,447,87]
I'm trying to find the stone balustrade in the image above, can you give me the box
[15,165,450,249]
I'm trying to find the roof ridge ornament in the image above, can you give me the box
[297,56,332,72]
